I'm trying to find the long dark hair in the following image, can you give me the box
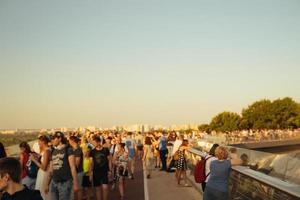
[19,141,31,154]
[0,142,7,158]
[209,143,219,156]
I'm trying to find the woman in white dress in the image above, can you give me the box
[30,135,51,200]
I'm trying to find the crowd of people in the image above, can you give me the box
[196,129,300,144]
[0,130,193,200]
[0,128,291,200]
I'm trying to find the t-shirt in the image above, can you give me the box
[206,160,231,192]
[171,140,182,156]
[125,138,135,158]
[135,135,143,146]
[1,186,43,200]
[51,145,74,182]
[83,157,91,175]
[159,136,167,151]
[90,147,110,175]
[125,138,135,149]
[204,155,217,182]
[73,147,83,173]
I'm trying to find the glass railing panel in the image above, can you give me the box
[186,148,300,200]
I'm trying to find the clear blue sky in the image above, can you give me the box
[0,0,300,129]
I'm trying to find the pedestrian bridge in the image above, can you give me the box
[5,143,300,200]
[111,148,300,200]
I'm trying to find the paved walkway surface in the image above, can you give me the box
[111,160,202,200]
[111,159,145,200]
[147,169,202,200]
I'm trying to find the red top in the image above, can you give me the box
[21,152,29,178]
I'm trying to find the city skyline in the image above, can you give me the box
[1,1,300,129]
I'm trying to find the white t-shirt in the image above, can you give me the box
[171,139,182,156]
[205,155,217,182]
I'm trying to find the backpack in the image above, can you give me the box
[27,160,38,179]
[194,156,212,183]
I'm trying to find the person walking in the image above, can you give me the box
[113,143,129,200]
[89,135,112,200]
[45,131,79,200]
[125,132,136,179]
[143,132,154,178]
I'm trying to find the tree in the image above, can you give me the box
[271,97,299,129]
[209,112,241,132]
[241,99,274,129]
[198,124,211,133]
[240,97,300,129]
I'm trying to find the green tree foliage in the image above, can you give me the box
[241,99,273,129]
[241,97,300,129]
[209,112,241,132]
[198,124,211,133]
[201,97,300,132]
[271,97,299,128]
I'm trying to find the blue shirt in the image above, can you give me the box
[206,159,231,193]
[159,136,167,150]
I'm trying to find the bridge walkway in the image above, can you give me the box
[111,159,201,200]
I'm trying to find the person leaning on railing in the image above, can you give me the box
[203,146,242,200]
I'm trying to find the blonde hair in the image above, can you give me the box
[215,146,228,160]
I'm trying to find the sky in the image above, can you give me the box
[0,0,300,129]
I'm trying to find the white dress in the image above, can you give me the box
[35,149,51,200]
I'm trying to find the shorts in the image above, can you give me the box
[82,175,91,187]
[93,174,108,186]
[128,148,135,159]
